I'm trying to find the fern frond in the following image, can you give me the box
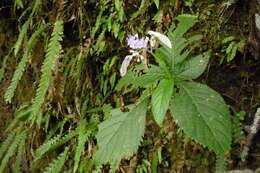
[0,54,10,83]
[75,51,84,90]
[31,0,42,16]
[215,152,226,173]
[73,120,89,173]
[5,24,49,103]
[6,104,33,132]
[32,20,63,118]
[0,130,26,172]
[79,157,94,173]
[43,147,69,173]
[13,130,27,173]
[0,129,17,159]
[14,19,30,57]
[0,126,22,159]
[14,0,24,9]
[34,129,76,163]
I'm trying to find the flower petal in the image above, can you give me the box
[147,31,172,48]
[255,13,260,30]
[120,55,134,76]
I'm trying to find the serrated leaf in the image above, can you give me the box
[176,52,210,80]
[152,79,173,126]
[43,147,69,173]
[170,82,231,153]
[116,65,163,90]
[73,120,89,173]
[172,14,197,41]
[14,19,30,57]
[95,100,148,165]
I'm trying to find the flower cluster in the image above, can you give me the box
[120,31,172,76]
[126,35,148,49]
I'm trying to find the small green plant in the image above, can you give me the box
[94,14,232,172]
[221,36,245,64]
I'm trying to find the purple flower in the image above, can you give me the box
[126,34,148,49]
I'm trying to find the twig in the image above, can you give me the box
[240,108,260,163]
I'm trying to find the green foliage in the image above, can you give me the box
[32,20,63,119]
[151,79,174,126]
[170,81,231,153]
[0,128,18,159]
[13,19,30,57]
[0,129,27,173]
[153,0,160,9]
[33,129,77,164]
[13,131,26,173]
[221,36,245,63]
[73,120,89,173]
[215,152,226,173]
[115,14,232,171]
[0,54,9,82]
[5,24,49,103]
[95,100,147,165]
[43,147,69,173]
[176,52,210,80]
[1,1,243,172]
[232,111,246,143]
[116,64,164,91]
[14,0,24,9]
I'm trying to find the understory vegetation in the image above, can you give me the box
[0,0,259,173]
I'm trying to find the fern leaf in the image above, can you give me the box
[0,54,9,83]
[215,152,226,173]
[94,99,147,165]
[13,130,27,173]
[5,24,49,103]
[0,128,18,159]
[73,120,89,173]
[0,130,26,172]
[34,129,77,163]
[0,127,22,159]
[32,20,63,118]
[14,19,30,56]
[31,0,42,16]
[14,0,24,9]
[43,147,69,173]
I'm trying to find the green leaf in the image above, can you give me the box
[15,0,24,9]
[0,130,26,173]
[43,147,69,173]
[171,14,197,42]
[116,65,163,90]
[0,128,17,159]
[152,79,173,126]
[73,120,89,173]
[5,24,49,103]
[153,0,159,9]
[33,129,77,164]
[13,131,26,173]
[170,82,231,153]
[14,19,30,57]
[95,100,148,165]
[32,20,63,119]
[176,52,210,80]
